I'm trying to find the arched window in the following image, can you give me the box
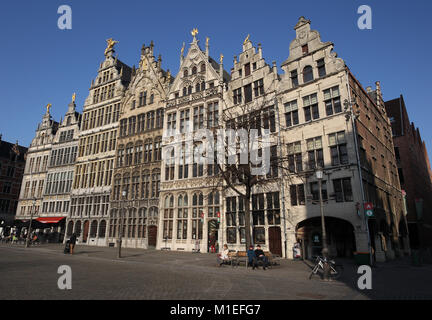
[208,191,220,218]
[183,69,188,77]
[75,221,82,237]
[163,195,174,239]
[90,220,98,238]
[113,174,121,200]
[149,207,158,218]
[66,221,74,237]
[150,94,154,104]
[117,145,125,167]
[177,194,188,239]
[144,139,153,163]
[138,208,147,238]
[67,116,71,126]
[122,173,130,198]
[125,143,134,166]
[196,83,201,92]
[183,87,187,96]
[128,116,136,135]
[127,208,137,238]
[303,65,314,83]
[192,66,197,75]
[201,82,206,91]
[132,172,140,199]
[151,169,160,198]
[134,142,143,164]
[109,209,117,237]
[154,137,162,161]
[188,85,192,95]
[192,193,204,240]
[99,220,107,238]
[200,64,206,73]
[141,170,150,199]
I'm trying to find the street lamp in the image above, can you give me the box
[25,198,36,248]
[316,167,330,280]
[118,190,127,258]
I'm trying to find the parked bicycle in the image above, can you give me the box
[309,256,343,280]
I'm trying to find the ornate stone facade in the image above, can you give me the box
[66,46,132,246]
[16,107,58,225]
[108,42,171,249]
[40,99,81,241]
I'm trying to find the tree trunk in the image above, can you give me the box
[244,192,252,251]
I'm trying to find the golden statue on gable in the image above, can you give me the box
[46,103,52,113]
[72,93,76,103]
[191,28,198,38]
[105,38,119,56]
[243,34,250,45]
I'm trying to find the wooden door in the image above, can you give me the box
[83,221,89,243]
[148,226,157,247]
[269,226,282,256]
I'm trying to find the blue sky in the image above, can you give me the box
[0,0,431,163]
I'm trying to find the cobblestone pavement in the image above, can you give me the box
[1,244,431,300]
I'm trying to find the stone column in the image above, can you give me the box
[375,233,386,262]
[285,230,297,259]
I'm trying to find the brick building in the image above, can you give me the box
[385,95,432,250]
[0,137,27,234]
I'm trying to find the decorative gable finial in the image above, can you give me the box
[105,38,119,56]
[243,34,250,45]
[191,28,198,39]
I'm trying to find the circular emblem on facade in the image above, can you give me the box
[189,49,198,59]
[299,31,307,39]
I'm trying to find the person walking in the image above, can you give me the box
[69,233,77,255]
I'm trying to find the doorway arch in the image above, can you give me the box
[296,217,356,259]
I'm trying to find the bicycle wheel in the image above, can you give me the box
[330,264,343,280]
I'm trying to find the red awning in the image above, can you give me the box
[35,217,66,224]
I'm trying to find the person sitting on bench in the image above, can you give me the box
[247,245,258,269]
[254,245,269,270]
[217,244,230,266]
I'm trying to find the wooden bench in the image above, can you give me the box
[217,251,237,267]
[233,251,281,269]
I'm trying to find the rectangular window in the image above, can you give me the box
[306,137,323,170]
[333,178,353,202]
[233,88,242,105]
[287,141,302,172]
[303,93,319,121]
[207,102,219,128]
[167,112,177,131]
[193,106,204,130]
[284,100,299,127]
[244,84,252,103]
[244,63,251,76]
[329,131,348,166]
[290,184,305,206]
[317,59,326,77]
[310,181,328,201]
[253,79,264,97]
[179,109,190,133]
[302,44,309,54]
[324,86,342,116]
[291,70,298,88]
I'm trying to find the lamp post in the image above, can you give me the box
[25,198,36,248]
[118,190,127,258]
[316,167,330,280]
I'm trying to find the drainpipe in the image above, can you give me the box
[274,94,289,259]
[345,70,373,265]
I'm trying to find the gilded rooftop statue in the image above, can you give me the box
[105,38,119,56]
